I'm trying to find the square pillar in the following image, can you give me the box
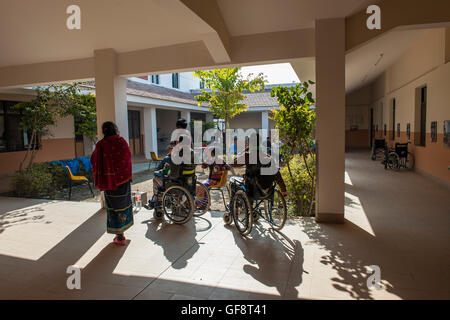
[261,111,269,130]
[315,19,346,223]
[143,106,158,159]
[94,49,129,143]
[181,110,191,129]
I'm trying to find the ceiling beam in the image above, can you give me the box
[179,0,232,63]
[0,57,94,88]
[346,0,450,52]
[0,28,316,87]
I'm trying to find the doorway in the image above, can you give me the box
[128,110,143,156]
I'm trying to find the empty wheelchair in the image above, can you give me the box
[224,175,287,236]
[148,166,197,224]
[384,142,414,170]
[371,139,386,161]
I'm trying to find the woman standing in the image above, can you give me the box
[91,122,133,246]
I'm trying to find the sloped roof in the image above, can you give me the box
[80,80,293,109]
[126,80,202,106]
[241,90,278,108]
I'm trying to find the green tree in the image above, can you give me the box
[60,92,97,143]
[193,68,266,129]
[271,81,316,216]
[13,83,96,171]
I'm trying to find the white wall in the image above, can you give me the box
[132,72,202,92]
[45,115,75,139]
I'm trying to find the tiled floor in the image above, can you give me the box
[0,151,449,300]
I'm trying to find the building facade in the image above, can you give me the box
[0,72,281,180]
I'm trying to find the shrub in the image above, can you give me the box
[281,154,316,217]
[12,163,68,199]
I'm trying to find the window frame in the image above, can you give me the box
[172,73,179,89]
[0,100,35,153]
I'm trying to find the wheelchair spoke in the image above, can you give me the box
[162,186,194,224]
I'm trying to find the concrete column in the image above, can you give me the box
[94,49,129,143]
[315,18,346,223]
[261,111,269,130]
[181,110,191,129]
[143,106,158,159]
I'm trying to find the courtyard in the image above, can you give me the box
[0,151,448,300]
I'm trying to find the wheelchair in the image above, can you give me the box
[384,142,415,170]
[371,139,386,161]
[223,175,287,236]
[148,166,197,224]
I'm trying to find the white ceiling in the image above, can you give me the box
[0,0,380,68]
[289,28,427,93]
[217,0,378,36]
[0,0,209,67]
[345,28,426,92]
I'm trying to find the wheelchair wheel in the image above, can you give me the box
[223,212,233,225]
[231,190,253,236]
[266,190,287,231]
[194,182,210,217]
[153,209,164,220]
[162,185,194,224]
[252,210,260,222]
[387,153,399,170]
[406,152,415,170]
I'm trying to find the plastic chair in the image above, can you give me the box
[209,170,230,210]
[148,151,162,169]
[65,166,94,200]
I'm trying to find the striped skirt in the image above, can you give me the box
[105,181,134,234]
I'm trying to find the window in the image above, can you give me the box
[419,87,427,146]
[172,73,179,88]
[200,79,205,89]
[0,100,33,153]
[151,75,160,84]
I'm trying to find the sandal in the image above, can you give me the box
[113,235,127,246]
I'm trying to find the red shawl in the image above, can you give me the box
[90,135,132,191]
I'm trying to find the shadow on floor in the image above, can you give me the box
[142,217,200,270]
[231,222,305,298]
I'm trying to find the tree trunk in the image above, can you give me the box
[27,136,39,169]
[285,151,303,216]
[20,127,35,171]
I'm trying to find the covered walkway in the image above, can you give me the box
[0,151,448,300]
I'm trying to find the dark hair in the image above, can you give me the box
[176,118,188,129]
[102,121,119,137]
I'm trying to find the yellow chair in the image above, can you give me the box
[65,166,94,200]
[149,151,162,169]
[209,170,230,210]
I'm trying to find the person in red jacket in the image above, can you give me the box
[91,121,133,246]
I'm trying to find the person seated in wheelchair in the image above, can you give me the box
[145,138,196,212]
[228,133,287,202]
[201,148,230,189]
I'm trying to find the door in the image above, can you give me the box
[128,110,142,156]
